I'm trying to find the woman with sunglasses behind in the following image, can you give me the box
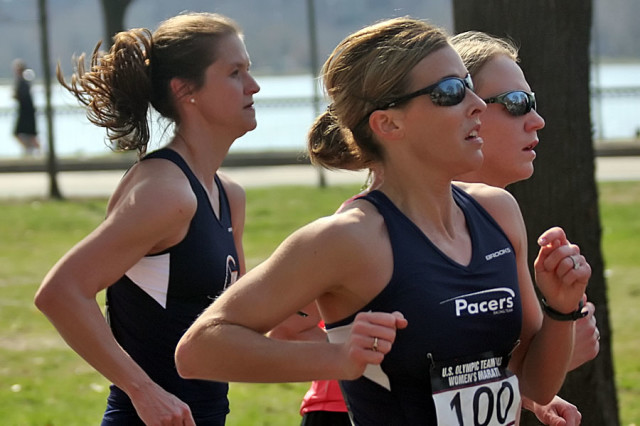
[452,31,600,425]
[175,17,591,425]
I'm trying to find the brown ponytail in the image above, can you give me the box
[308,17,449,171]
[57,29,153,154]
[57,12,242,156]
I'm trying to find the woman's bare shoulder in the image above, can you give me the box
[216,170,246,203]
[107,158,198,227]
[276,198,387,270]
[454,181,519,215]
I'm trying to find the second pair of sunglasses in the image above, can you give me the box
[484,91,537,116]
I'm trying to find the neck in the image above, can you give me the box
[379,163,459,234]
[169,128,230,185]
[457,170,507,189]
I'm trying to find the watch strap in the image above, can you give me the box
[540,298,588,321]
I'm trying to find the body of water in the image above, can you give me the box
[0,64,638,159]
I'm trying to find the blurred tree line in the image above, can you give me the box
[1,0,638,80]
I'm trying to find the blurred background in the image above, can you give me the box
[0,0,638,158]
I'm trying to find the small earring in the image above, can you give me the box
[189,98,195,104]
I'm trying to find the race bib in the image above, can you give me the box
[429,352,520,426]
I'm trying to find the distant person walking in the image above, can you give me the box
[11,59,41,156]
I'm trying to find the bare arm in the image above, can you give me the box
[522,395,582,426]
[461,183,589,404]
[514,225,590,403]
[175,212,407,383]
[267,302,327,342]
[34,162,198,424]
[508,218,575,403]
[569,297,599,370]
[268,188,375,344]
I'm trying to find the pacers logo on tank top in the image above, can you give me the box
[439,288,515,318]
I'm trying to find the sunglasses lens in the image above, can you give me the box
[503,92,534,116]
[430,79,466,106]
[484,91,536,116]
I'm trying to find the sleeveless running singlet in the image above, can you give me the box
[326,186,522,425]
[104,149,239,421]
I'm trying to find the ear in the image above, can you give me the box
[368,110,404,141]
[169,77,195,104]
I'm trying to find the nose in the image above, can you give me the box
[246,74,260,95]
[467,89,487,116]
[526,109,545,132]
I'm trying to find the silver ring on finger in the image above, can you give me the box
[372,336,379,352]
[568,255,580,270]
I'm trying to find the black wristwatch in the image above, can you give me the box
[540,298,588,321]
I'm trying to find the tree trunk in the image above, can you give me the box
[38,0,62,199]
[100,0,133,47]
[306,0,327,187]
[453,1,619,425]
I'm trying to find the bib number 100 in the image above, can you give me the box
[432,376,520,426]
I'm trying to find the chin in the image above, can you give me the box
[246,119,258,131]
[513,167,534,184]
[470,153,485,171]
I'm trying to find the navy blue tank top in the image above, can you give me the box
[326,186,522,425]
[105,149,239,420]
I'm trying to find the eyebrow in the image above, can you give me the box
[228,59,252,69]
[411,72,465,89]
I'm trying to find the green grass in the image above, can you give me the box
[0,182,637,425]
[599,182,640,424]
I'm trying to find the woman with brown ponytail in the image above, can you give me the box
[35,12,259,425]
[176,17,590,424]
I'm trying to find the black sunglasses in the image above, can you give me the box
[379,74,475,110]
[483,91,536,117]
